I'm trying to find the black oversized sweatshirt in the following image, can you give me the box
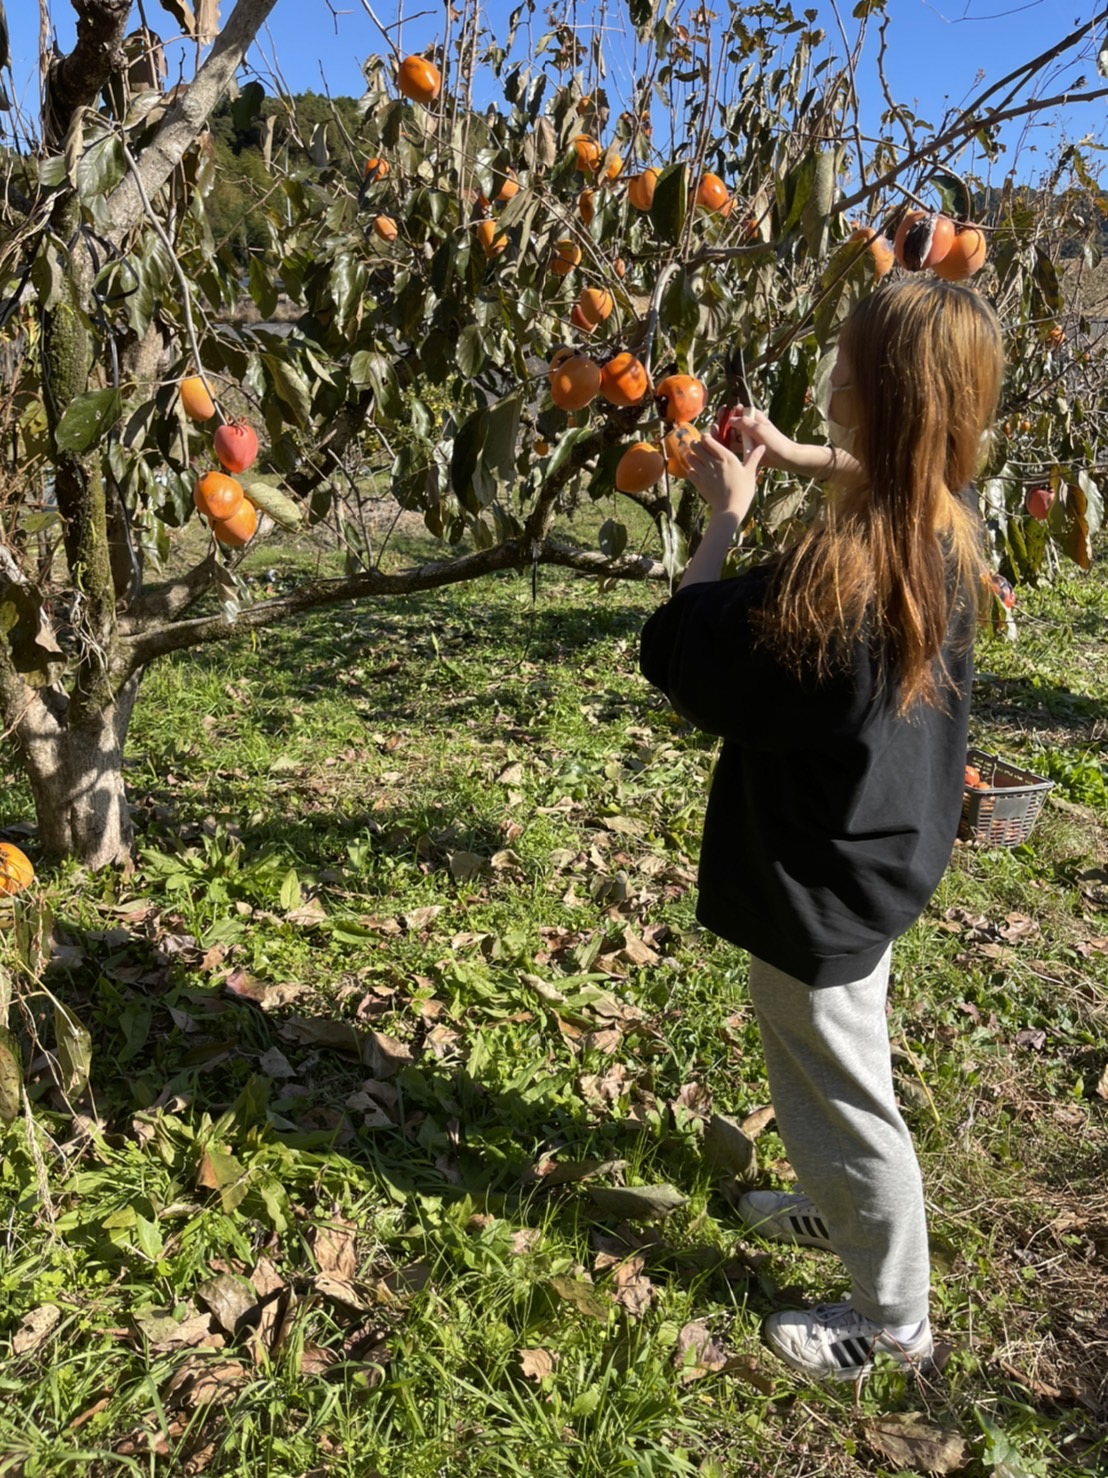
[639,562,973,987]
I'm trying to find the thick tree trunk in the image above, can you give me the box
[15,677,142,868]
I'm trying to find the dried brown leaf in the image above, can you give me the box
[675,1320,729,1382]
[861,1412,969,1473]
[401,906,442,931]
[519,1347,555,1380]
[740,1104,775,1137]
[254,1287,297,1359]
[378,1260,432,1299]
[12,1305,61,1357]
[703,1114,758,1178]
[249,1256,285,1299]
[363,1029,413,1078]
[674,1081,712,1117]
[223,971,307,1010]
[162,1357,249,1410]
[313,1275,370,1311]
[588,1183,688,1220]
[313,1217,358,1280]
[135,1307,214,1351]
[548,1275,611,1320]
[196,1274,258,1338]
[607,1254,655,1319]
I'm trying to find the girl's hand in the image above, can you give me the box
[718,405,798,471]
[716,402,862,486]
[684,431,765,520]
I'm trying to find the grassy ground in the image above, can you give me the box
[0,518,1106,1477]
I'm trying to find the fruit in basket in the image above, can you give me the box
[964,764,987,790]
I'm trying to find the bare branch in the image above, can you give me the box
[836,85,1108,221]
[120,532,663,669]
[103,0,281,242]
[43,0,131,148]
[117,553,224,631]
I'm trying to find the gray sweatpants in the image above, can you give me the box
[747,949,930,1326]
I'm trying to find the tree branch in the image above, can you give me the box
[103,0,281,242]
[838,78,1108,223]
[43,0,131,149]
[117,552,225,631]
[119,534,665,669]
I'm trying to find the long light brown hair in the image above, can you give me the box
[762,277,1004,713]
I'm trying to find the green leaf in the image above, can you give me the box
[548,1275,611,1320]
[54,1002,92,1098]
[451,408,489,509]
[930,170,972,222]
[279,868,302,911]
[38,156,67,189]
[779,153,816,236]
[197,1145,249,1212]
[134,1213,165,1261]
[231,80,266,134]
[456,324,486,378]
[76,135,125,201]
[649,161,688,246]
[766,349,811,439]
[546,423,597,482]
[1032,248,1063,314]
[814,238,871,347]
[30,240,69,312]
[482,392,523,485]
[598,518,627,558]
[54,389,123,455]
[248,256,278,319]
[570,1386,602,1418]
[241,478,302,529]
[0,1025,22,1125]
[702,1114,757,1177]
[660,268,700,347]
[329,253,365,331]
[588,1183,689,1219]
[262,355,312,427]
[799,149,838,255]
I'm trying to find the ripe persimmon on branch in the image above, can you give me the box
[0,0,1104,866]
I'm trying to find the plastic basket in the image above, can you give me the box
[959,747,1053,847]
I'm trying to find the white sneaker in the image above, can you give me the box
[763,1301,934,1383]
[736,1190,835,1252]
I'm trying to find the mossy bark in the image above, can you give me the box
[19,193,136,865]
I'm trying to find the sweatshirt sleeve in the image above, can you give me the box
[639,576,875,752]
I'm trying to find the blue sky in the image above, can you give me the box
[7,1,1107,182]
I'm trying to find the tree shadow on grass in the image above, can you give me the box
[972,671,1105,745]
[29,907,766,1316]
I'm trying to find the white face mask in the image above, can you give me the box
[819,378,858,456]
[826,415,858,455]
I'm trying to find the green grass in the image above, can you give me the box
[0,529,1106,1475]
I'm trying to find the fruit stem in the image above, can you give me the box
[118,133,225,425]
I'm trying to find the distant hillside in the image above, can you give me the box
[206,90,365,262]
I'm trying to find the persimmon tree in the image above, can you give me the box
[1,0,1106,866]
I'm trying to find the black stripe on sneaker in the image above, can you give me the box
[831,1337,871,1371]
[793,1214,830,1242]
